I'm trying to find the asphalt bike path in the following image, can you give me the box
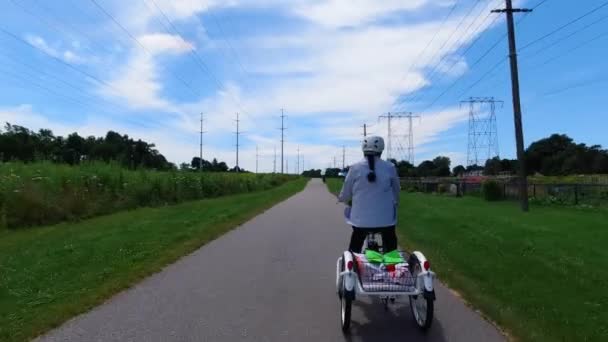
[37,179,505,342]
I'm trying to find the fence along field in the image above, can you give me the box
[401,175,608,206]
[0,162,295,229]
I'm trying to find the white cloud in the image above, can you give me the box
[98,33,194,111]
[293,0,432,28]
[138,33,194,54]
[25,35,86,64]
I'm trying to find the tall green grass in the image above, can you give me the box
[0,162,295,229]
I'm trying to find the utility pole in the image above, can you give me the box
[286,157,289,174]
[199,112,205,172]
[378,112,413,160]
[273,146,277,173]
[342,146,345,169]
[280,109,287,174]
[493,0,531,212]
[362,123,367,137]
[256,145,259,174]
[234,112,241,172]
[297,146,300,174]
[333,156,336,169]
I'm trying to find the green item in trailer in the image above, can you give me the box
[364,250,384,263]
[364,249,404,265]
[383,250,404,265]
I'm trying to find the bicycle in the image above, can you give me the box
[336,230,436,333]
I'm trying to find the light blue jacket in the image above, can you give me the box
[338,157,401,228]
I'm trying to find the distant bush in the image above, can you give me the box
[437,183,449,194]
[482,180,503,201]
[0,162,296,229]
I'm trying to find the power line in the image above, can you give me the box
[88,0,201,98]
[400,0,486,106]
[144,0,221,89]
[207,11,250,80]
[417,0,489,88]
[391,1,459,110]
[532,28,608,69]
[522,13,608,62]
[0,25,120,94]
[144,0,252,118]
[519,0,608,51]
[397,0,507,110]
[532,0,550,10]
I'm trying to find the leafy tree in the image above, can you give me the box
[432,156,451,176]
[0,123,175,170]
[302,169,322,177]
[452,165,466,176]
[525,134,608,175]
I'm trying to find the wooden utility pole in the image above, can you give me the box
[234,112,240,172]
[493,0,532,211]
[280,109,286,174]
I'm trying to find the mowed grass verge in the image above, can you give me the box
[326,178,343,195]
[397,193,608,342]
[0,178,307,342]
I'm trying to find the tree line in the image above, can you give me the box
[0,123,231,172]
[320,134,608,178]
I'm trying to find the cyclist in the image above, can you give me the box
[338,136,401,253]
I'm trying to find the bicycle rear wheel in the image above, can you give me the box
[409,293,433,330]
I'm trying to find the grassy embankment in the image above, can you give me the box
[0,175,307,342]
[326,178,607,341]
[1,162,295,228]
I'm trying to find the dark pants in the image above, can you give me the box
[349,226,398,253]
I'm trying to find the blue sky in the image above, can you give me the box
[1,0,607,172]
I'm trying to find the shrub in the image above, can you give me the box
[437,183,449,194]
[482,180,503,201]
[0,162,297,229]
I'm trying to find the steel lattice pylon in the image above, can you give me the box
[461,97,503,167]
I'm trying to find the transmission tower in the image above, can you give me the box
[378,112,412,160]
[404,113,420,165]
[461,97,503,167]
[273,146,277,173]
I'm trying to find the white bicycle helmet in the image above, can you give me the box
[362,136,385,155]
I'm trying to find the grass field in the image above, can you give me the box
[326,178,343,194]
[398,194,608,342]
[1,162,295,229]
[0,178,307,342]
[326,178,608,341]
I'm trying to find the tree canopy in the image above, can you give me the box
[0,123,174,170]
[525,134,608,175]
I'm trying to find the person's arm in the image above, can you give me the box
[338,167,355,203]
[390,164,401,206]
